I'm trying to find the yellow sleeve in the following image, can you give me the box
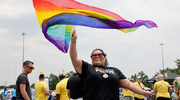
[154,82,157,89]
[43,82,48,89]
[167,82,170,87]
[56,84,61,94]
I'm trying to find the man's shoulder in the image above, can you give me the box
[18,73,27,77]
[42,81,48,86]
[61,78,68,83]
[155,81,163,85]
[164,81,170,85]
[56,81,61,87]
[61,78,68,81]
[17,73,27,81]
[65,78,68,81]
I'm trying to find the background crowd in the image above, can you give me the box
[1,73,179,100]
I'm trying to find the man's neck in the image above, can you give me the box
[23,70,28,75]
[60,77,65,81]
[39,79,44,81]
[158,79,164,81]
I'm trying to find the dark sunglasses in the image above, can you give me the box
[26,66,34,69]
[92,53,104,58]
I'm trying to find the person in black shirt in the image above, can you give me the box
[69,29,152,100]
[67,73,83,99]
[16,60,34,100]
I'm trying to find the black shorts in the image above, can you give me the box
[134,97,144,100]
[157,97,170,100]
[11,97,16,100]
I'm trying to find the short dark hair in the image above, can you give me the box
[23,60,34,66]
[90,48,109,66]
[59,73,65,79]
[39,74,45,79]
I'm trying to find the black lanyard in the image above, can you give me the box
[138,82,144,90]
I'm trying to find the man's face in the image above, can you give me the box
[25,63,34,74]
[137,78,142,82]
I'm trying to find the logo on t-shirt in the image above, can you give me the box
[95,67,115,74]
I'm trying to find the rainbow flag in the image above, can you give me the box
[33,0,157,53]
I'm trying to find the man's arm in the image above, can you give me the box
[56,94,60,100]
[44,88,50,95]
[67,89,70,99]
[153,86,157,93]
[168,87,170,93]
[20,84,30,100]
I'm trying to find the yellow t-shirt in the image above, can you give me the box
[154,80,170,98]
[35,81,48,100]
[134,82,145,99]
[56,78,69,100]
[123,88,133,96]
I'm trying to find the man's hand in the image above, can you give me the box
[143,91,153,97]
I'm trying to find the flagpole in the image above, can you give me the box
[160,43,165,70]
[22,33,26,71]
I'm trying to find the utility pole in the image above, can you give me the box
[22,33,26,71]
[160,43,165,70]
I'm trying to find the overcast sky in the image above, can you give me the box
[0,0,180,86]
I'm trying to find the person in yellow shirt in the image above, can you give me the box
[35,73,50,100]
[134,76,145,100]
[56,73,69,100]
[153,74,170,100]
[123,78,134,100]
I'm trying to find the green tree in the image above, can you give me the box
[159,67,173,74]
[131,73,137,81]
[131,71,150,88]
[7,84,16,88]
[0,86,6,89]
[31,83,35,88]
[47,71,75,90]
[48,73,59,90]
[174,59,180,75]
[154,71,160,77]
[138,71,148,87]
[155,59,180,76]
[175,59,180,69]
[65,71,75,78]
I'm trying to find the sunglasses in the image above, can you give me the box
[26,66,34,69]
[91,53,104,58]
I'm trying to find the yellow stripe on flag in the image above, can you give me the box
[165,72,168,78]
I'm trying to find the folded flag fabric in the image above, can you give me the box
[33,0,157,53]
